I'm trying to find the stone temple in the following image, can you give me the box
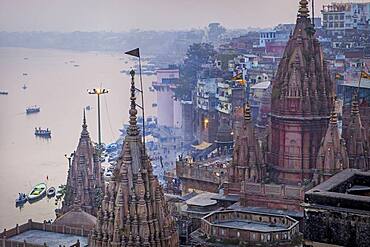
[225,0,344,212]
[89,70,179,247]
[59,111,103,217]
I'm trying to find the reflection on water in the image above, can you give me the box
[0,47,157,229]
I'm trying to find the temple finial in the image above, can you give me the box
[329,110,337,125]
[127,70,139,136]
[351,93,360,116]
[82,109,87,129]
[298,0,309,18]
[244,102,251,122]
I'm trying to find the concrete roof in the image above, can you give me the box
[53,208,96,230]
[214,219,288,232]
[186,192,218,207]
[9,230,88,247]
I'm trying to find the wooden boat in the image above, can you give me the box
[28,183,47,201]
[35,128,51,138]
[26,105,40,114]
[15,193,27,205]
[47,187,56,197]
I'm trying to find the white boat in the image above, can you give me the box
[28,183,47,201]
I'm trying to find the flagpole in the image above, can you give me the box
[138,54,146,152]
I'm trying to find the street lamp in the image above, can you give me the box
[88,87,109,147]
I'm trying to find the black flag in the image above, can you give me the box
[125,48,140,58]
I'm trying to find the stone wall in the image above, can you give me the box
[304,206,370,247]
[240,182,306,211]
[176,160,227,193]
[0,219,89,247]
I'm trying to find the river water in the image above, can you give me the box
[0,47,157,229]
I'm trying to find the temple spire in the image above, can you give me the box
[82,109,87,129]
[244,102,251,122]
[298,0,309,18]
[128,70,140,137]
[81,109,89,138]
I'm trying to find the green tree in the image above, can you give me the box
[175,43,216,99]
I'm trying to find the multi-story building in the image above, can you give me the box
[194,78,220,143]
[152,65,181,128]
[322,2,370,33]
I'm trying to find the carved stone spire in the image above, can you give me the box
[59,110,103,217]
[128,69,140,137]
[298,0,309,18]
[269,0,334,185]
[343,93,370,170]
[316,105,349,184]
[90,70,179,247]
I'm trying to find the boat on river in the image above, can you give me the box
[35,128,51,138]
[26,105,40,114]
[15,193,27,205]
[0,91,8,95]
[28,183,47,202]
[47,187,56,197]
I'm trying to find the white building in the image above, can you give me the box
[152,67,181,128]
[322,2,370,32]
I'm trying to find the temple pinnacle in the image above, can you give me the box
[244,102,251,122]
[127,69,139,136]
[351,93,360,116]
[82,109,87,130]
[298,0,309,18]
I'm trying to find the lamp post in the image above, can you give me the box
[88,87,109,147]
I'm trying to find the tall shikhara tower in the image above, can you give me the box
[89,71,179,247]
[270,0,335,185]
[61,111,103,216]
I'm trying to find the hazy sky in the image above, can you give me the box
[0,0,359,32]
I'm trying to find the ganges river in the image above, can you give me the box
[0,47,157,229]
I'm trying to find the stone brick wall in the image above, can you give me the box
[304,206,370,247]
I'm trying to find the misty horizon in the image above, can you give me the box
[0,0,356,32]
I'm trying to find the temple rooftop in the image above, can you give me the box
[8,230,88,247]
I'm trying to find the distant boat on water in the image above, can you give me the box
[22,73,28,76]
[0,91,8,95]
[26,105,40,114]
[35,127,51,138]
[73,64,80,67]
[22,84,27,90]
